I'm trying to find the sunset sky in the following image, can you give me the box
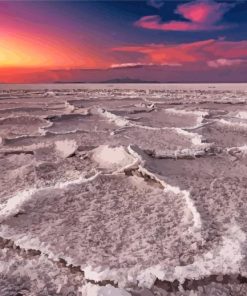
[1,0,247,83]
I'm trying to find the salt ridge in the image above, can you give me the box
[98,107,209,148]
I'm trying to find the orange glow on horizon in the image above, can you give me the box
[0,29,108,70]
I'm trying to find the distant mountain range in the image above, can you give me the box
[54,77,160,84]
[98,78,160,83]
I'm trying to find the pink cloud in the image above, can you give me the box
[110,62,181,69]
[110,62,152,69]
[135,0,235,31]
[207,58,244,68]
[113,39,247,66]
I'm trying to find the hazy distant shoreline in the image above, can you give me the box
[1,82,247,91]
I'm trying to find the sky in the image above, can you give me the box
[1,0,247,83]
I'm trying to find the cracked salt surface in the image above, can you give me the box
[123,108,208,130]
[0,116,52,138]
[0,85,247,296]
[0,246,86,296]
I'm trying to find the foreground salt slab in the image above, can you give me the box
[0,174,198,287]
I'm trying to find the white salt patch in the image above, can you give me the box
[65,101,75,112]
[0,188,37,221]
[45,129,81,135]
[55,140,78,158]
[238,145,247,153]
[80,283,131,296]
[91,145,138,173]
[174,128,205,146]
[38,119,54,136]
[83,266,138,289]
[219,118,247,128]
[44,91,56,97]
[54,171,100,188]
[127,145,145,164]
[97,108,130,127]
[227,145,247,155]
[235,111,247,119]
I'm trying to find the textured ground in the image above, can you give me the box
[0,85,247,296]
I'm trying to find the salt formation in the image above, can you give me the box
[0,173,198,287]
[91,145,138,172]
[0,85,247,296]
[81,283,131,296]
[55,139,78,158]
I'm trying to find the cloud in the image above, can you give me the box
[135,0,235,31]
[207,58,244,68]
[160,62,181,67]
[113,39,247,66]
[110,63,152,69]
[110,62,181,69]
[147,0,164,9]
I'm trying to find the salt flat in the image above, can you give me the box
[0,84,247,296]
